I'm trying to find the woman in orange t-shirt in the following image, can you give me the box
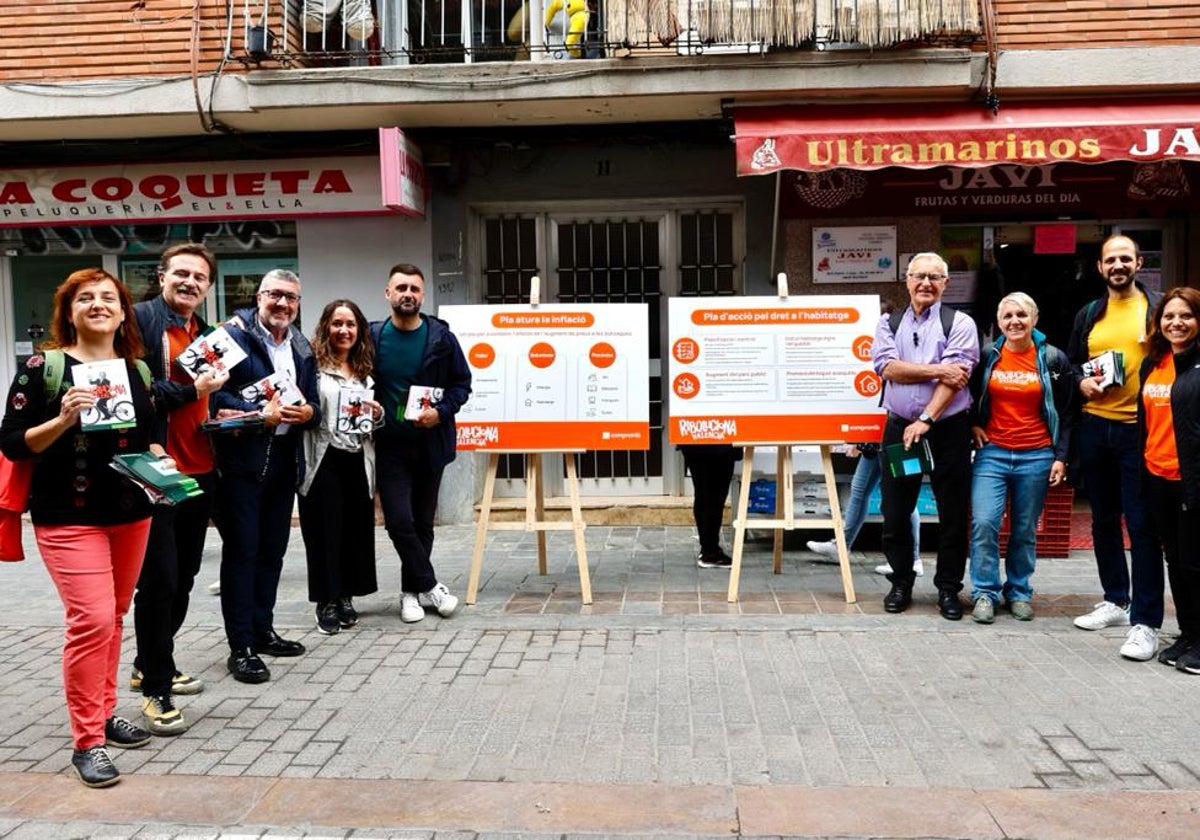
[1138,287,1200,674]
[967,293,1076,624]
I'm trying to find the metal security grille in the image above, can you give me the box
[679,211,737,296]
[481,215,539,480]
[554,218,663,483]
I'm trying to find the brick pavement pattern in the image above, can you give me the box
[0,525,1197,839]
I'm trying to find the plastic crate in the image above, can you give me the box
[998,485,1074,559]
[747,479,777,514]
[866,482,939,517]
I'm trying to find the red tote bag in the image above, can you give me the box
[0,453,32,562]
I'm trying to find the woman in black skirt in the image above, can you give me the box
[299,299,382,634]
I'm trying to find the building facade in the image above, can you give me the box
[2,1,1197,520]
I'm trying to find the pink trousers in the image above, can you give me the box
[36,519,151,749]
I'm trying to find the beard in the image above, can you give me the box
[391,298,420,316]
[1105,270,1136,291]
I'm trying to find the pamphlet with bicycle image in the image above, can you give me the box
[72,359,137,432]
[336,386,375,434]
[175,326,247,381]
[239,371,304,407]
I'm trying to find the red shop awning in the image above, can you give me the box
[735,99,1200,174]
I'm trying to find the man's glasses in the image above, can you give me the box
[913,331,920,348]
[908,272,947,282]
[259,289,301,304]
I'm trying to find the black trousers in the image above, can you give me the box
[298,446,378,604]
[681,445,737,556]
[1144,474,1200,637]
[376,439,442,594]
[132,470,216,696]
[217,436,297,651]
[880,412,972,591]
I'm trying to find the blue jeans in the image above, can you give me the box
[1078,413,1164,627]
[842,454,919,559]
[969,444,1054,605]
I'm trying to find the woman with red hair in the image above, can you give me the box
[1,268,166,787]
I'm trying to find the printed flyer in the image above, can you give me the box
[440,303,650,451]
[667,295,886,444]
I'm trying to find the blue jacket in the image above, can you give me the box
[210,307,320,482]
[968,329,1077,464]
[369,313,471,470]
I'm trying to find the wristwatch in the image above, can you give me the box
[917,411,935,425]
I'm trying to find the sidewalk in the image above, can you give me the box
[0,524,1197,839]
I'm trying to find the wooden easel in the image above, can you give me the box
[725,443,856,605]
[465,449,592,605]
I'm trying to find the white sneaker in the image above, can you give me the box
[873,559,924,576]
[206,580,220,596]
[806,540,837,558]
[419,583,459,618]
[1074,600,1131,631]
[1119,624,1159,661]
[400,592,424,623]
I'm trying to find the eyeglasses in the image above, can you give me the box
[259,289,301,304]
[908,272,947,282]
[913,331,920,348]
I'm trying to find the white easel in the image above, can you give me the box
[725,275,857,604]
[463,276,592,605]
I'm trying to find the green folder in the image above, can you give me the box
[110,453,204,506]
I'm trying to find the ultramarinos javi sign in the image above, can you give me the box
[735,99,1200,174]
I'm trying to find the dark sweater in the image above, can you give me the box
[0,352,156,525]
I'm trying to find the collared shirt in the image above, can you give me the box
[253,316,296,436]
[872,301,980,422]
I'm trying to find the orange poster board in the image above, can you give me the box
[440,303,650,451]
[667,295,886,445]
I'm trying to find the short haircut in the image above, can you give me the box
[906,252,949,278]
[259,268,300,290]
[388,263,425,284]
[159,242,217,278]
[996,291,1039,321]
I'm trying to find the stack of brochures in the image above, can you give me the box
[110,452,205,506]
[200,410,265,434]
[1081,350,1125,390]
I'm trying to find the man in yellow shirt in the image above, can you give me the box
[1066,235,1164,661]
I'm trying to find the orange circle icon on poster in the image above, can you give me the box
[528,342,556,369]
[673,373,701,400]
[589,342,617,368]
[469,342,496,369]
[672,337,700,364]
[851,335,874,361]
[854,370,882,398]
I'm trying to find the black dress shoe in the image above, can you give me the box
[254,630,306,657]
[938,589,964,621]
[883,583,912,613]
[227,648,270,684]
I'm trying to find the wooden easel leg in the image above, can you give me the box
[564,452,592,604]
[466,452,500,605]
[728,446,755,603]
[772,446,784,574]
[821,444,857,604]
[526,454,547,575]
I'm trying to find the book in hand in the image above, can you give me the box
[239,372,304,406]
[201,410,266,434]
[336,386,375,434]
[110,452,204,506]
[883,438,935,478]
[175,326,246,380]
[1081,350,1125,390]
[72,359,137,432]
[403,385,443,421]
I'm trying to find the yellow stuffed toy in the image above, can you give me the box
[544,0,590,59]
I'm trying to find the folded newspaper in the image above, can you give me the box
[110,452,204,506]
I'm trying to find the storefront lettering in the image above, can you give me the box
[938,164,1058,191]
[6,169,353,211]
[806,135,1102,168]
[1129,128,1200,157]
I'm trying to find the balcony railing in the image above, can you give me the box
[239,0,981,65]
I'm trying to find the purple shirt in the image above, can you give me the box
[872,301,979,421]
